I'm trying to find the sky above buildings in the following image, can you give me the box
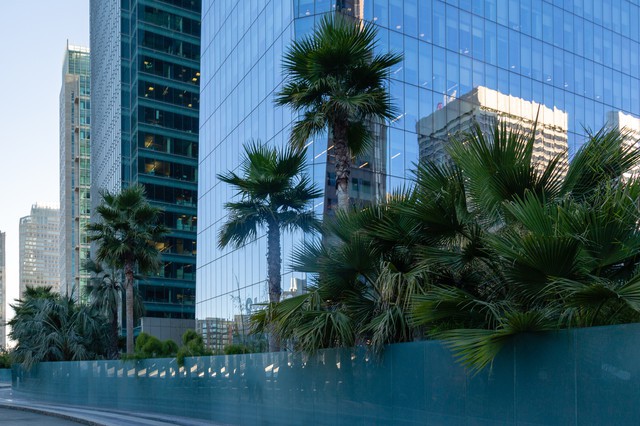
[0,0,89,335]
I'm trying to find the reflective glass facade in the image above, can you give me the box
[59,45,91,300]
[0,231,5,348]
[91,0,201,327]
[197,0,640,344]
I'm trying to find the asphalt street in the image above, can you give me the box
[0,407,82,425]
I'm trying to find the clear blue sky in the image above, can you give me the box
[0,0,90,335]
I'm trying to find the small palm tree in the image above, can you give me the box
[258,121,640,372]
[85,259,123,359]
[218,142,321,351]
[9,286,109,369]
[87,185,167,355]
[276,14,402,211]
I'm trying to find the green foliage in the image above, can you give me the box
[10,286,110,369]
[258,121,640,372]
[218,142,321,351]
[176,329,212,366]
[87,185,168,274]
[276,14,402,152]
[0,348,13,369]
[217,142,321,250]
[87,184,167,355]
[125,332,178,360]
[276,13,401,211]
[84,259,123,359]
[223,344,252,355]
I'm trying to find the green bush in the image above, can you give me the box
[125,332,178,360]
[0,349,13,369]
[176,329,212,366]
[223,344,252,355]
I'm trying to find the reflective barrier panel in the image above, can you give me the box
[12,324,640,425]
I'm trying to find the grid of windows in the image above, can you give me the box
[91,0,201,322]
[19,206,61,296]
[60,46,91,300]
[197,0,640,340]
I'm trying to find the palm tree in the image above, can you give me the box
[85,259,123,359]
[87,184,167,355]
[275,14,402,211]
[218,142,321,351]
[258,121,640,371]
[9,286,109,369]
[412,125,640,371]
[252,197,425,354]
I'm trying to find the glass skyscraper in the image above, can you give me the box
[91,0,201,341]
[59,44,91,300]
[197,0,640,346]
[0,231,5,348]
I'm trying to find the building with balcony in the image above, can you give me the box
[59,44,91,300]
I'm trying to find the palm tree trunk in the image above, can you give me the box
[266,219,281,352]
[332,119,351,211]
[124,260,135,355]
[109,306,119,359]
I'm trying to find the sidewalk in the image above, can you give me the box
[0,384,226,426]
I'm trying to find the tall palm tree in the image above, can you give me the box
[87,185,167,355]
[275,14,402,211]
[218,142,321,351]
[85,259,123,359]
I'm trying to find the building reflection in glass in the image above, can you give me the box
[417,86,569,173]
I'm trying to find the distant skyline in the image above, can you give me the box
[0,1,89,340]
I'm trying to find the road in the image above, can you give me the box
[0,407,83,425]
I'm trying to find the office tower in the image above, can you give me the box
[90,0,201,341]
[0,231,5,348]
[59,44,91,300]
[196,1,640,345]
[19,204,61,296]
[417,86,569,171]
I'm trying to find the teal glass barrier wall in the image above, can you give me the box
[12,323,640,425]
[0,369,11,383]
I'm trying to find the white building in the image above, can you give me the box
[19,204,61,296]
[417,86,569,173]
[607,111,640,179]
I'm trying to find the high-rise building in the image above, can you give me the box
[59,44,91,300]
[417,86,569,171]
[19,204,61,296]
[90,0,201,341]
[607,110,640,178]
[196,0,640,343]
[0,231,5,348]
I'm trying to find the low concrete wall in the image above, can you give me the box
[11,323,640,425]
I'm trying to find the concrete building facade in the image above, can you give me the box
[59,44,91,300]
[19,205,61,296]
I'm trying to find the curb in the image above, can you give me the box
[0,402,105,425]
